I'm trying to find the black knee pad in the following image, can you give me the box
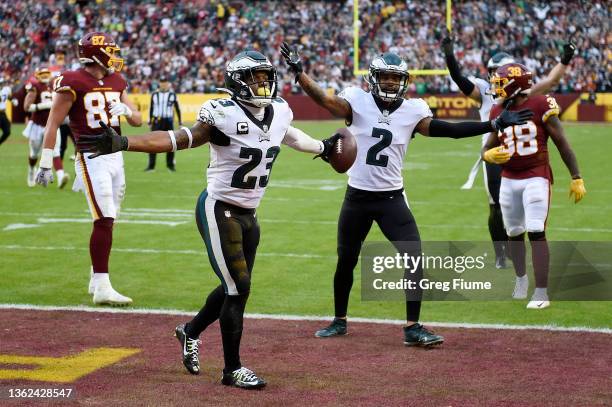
[528,231,546,241]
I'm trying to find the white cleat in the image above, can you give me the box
[27,168,36,187]
[93,286,133,306]
[58,173,70,189]
[526,300,550,309]
[512,275,529,299]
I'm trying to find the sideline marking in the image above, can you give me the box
[0,303,610,334]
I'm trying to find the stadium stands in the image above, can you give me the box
[0,0,609,94]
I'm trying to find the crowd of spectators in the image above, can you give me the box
[0,0,609,96]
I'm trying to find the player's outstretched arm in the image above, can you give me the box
[280,42,352,121]
[441,36,480,102]
[530,42,575,96]
[282,126,324,154]
[282,126,341,161]
[35,91,74,186]
[415,108,534,138]
[77,121,211,158]
[546,115,585,203]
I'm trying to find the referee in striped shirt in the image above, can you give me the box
[145,77,182,171]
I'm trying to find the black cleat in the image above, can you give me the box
[222,367,266,389]
[174,323,201,375]
[403,323,444,347]
[315,318,347,338]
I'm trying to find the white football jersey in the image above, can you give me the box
[197,97,293,209]
[469,76,496,145]
[339,87,432,191]
[0,86,11,111]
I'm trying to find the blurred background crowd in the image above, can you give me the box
[0,0,609,95]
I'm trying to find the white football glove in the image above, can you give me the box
[35,167,54,187]
[35,148,54,187]
[108,101,133,118]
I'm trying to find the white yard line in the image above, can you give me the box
[0,244,331,258]
[0,303,609,334]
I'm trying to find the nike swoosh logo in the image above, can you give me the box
[182,338,189,356]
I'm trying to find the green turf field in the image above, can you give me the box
[1,121,610,328]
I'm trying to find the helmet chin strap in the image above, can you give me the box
[91,56,114,74]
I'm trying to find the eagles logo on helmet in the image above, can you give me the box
[78,32,124,73]
[486,52,516,78]
[365,52,410,103]
[221,50,277,108]
[490,62,533,100]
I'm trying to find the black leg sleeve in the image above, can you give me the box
[219,293,249,373]
[334,198,374,318]
[185,284,226,338]
[374,195,423,322]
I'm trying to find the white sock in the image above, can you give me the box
[56,169,64,180]
[92,273,111,289]
[517,275,528,282]
[532,287,548,301]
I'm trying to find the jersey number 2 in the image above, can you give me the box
[231,146,280,189]
[366,128,392,167]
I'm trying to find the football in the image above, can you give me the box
[329,128,357,173]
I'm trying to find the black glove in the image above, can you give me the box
[77,121,128,158]
[441,36,454,56]
[314,133,341,162]
[280,42,303,82]
[492,109,534,131]
[560,41,576,65]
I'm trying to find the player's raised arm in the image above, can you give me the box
[441,36,481,102]
[77,120,211,157]
[530,42,576,96]
[280,42,352,121]
[414,109,533,138]
[545,115,585,203]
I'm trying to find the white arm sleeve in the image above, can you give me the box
[282,126,324,154]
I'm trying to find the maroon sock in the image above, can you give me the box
[90,217,114,273]
[28,157,37,167]
[53,156,63,170]
[508,234,526,277]
[529,232,549,288]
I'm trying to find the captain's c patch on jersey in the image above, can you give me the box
[237,121,249,134]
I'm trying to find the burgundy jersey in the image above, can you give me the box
[53,68,127,141]
[489,94,561,181]
[25,79,53,126]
